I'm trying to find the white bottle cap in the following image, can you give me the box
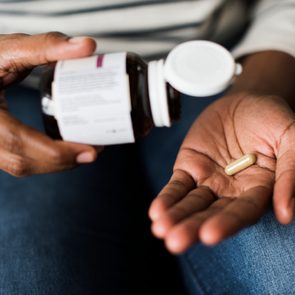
[164,40,241,97]
[148,59,171,127]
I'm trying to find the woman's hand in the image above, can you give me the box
[149,93,295,253]
[0,32,101,176]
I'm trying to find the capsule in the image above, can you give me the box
[225,154,257,176]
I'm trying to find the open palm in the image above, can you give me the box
[149,93,295,253]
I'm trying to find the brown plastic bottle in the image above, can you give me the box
[40,52,181,145]
[41,41,241,145]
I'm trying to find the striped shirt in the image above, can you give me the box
[1,0,295,86]
[1,0,295,58]
[0,0,251,59]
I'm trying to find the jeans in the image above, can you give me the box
[2,86,187,295]
[2,86,295,294]
[2,86,148,295]
[179,210,295,295]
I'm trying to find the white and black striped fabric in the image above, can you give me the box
[2,0,295,89]
[0,0,250,58]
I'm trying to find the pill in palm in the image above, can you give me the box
[225,154,257,176]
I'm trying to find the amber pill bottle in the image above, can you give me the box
[41,41,241,145]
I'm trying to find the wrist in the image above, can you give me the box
[227,51,295,109]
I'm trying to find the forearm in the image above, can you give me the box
[228,51,295,109]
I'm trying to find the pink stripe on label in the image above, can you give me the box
[96,54,104,68]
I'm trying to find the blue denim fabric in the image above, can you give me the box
[1,86,138,295]
[3,86,295,295]
[179,209,295,295]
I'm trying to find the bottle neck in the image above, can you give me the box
[148,59,172,127]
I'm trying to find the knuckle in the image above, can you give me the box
[0,34,30,73]
[41,32,69,63]
[1,129,22,154]
[43,31,67,44]
[0,57,18,74]
[48,148,67,164]
[7,156,28,177]
[169,180,187,191]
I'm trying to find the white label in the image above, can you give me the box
[53,53,135,145]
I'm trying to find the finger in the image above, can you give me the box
[0,138,97,176]
[274,149,295,224]
[20,129,99,172]
[148,169,195,221]
[200,186,271,246]
[0,32,96,73]
[0,113,99,175]
[165,198,233,254]
[151,186,216,238]
[21,125,97,161]
[0,148,34,177]
[0,145,97,177]
[30,141,99,174]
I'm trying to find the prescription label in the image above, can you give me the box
[53,53,135,145]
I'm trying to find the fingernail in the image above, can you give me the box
[68,36,90,44]
[76,152,95,164]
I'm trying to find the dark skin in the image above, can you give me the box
[1,33,295,253]
[0,32,101,176]
[149,51,295,253]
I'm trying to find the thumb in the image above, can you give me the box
[0,32,96,72]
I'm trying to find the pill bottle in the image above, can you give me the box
[40,41,241,145]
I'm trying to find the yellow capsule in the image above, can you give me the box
[225,153,257,176]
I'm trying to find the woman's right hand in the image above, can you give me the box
[0,32,102,176]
